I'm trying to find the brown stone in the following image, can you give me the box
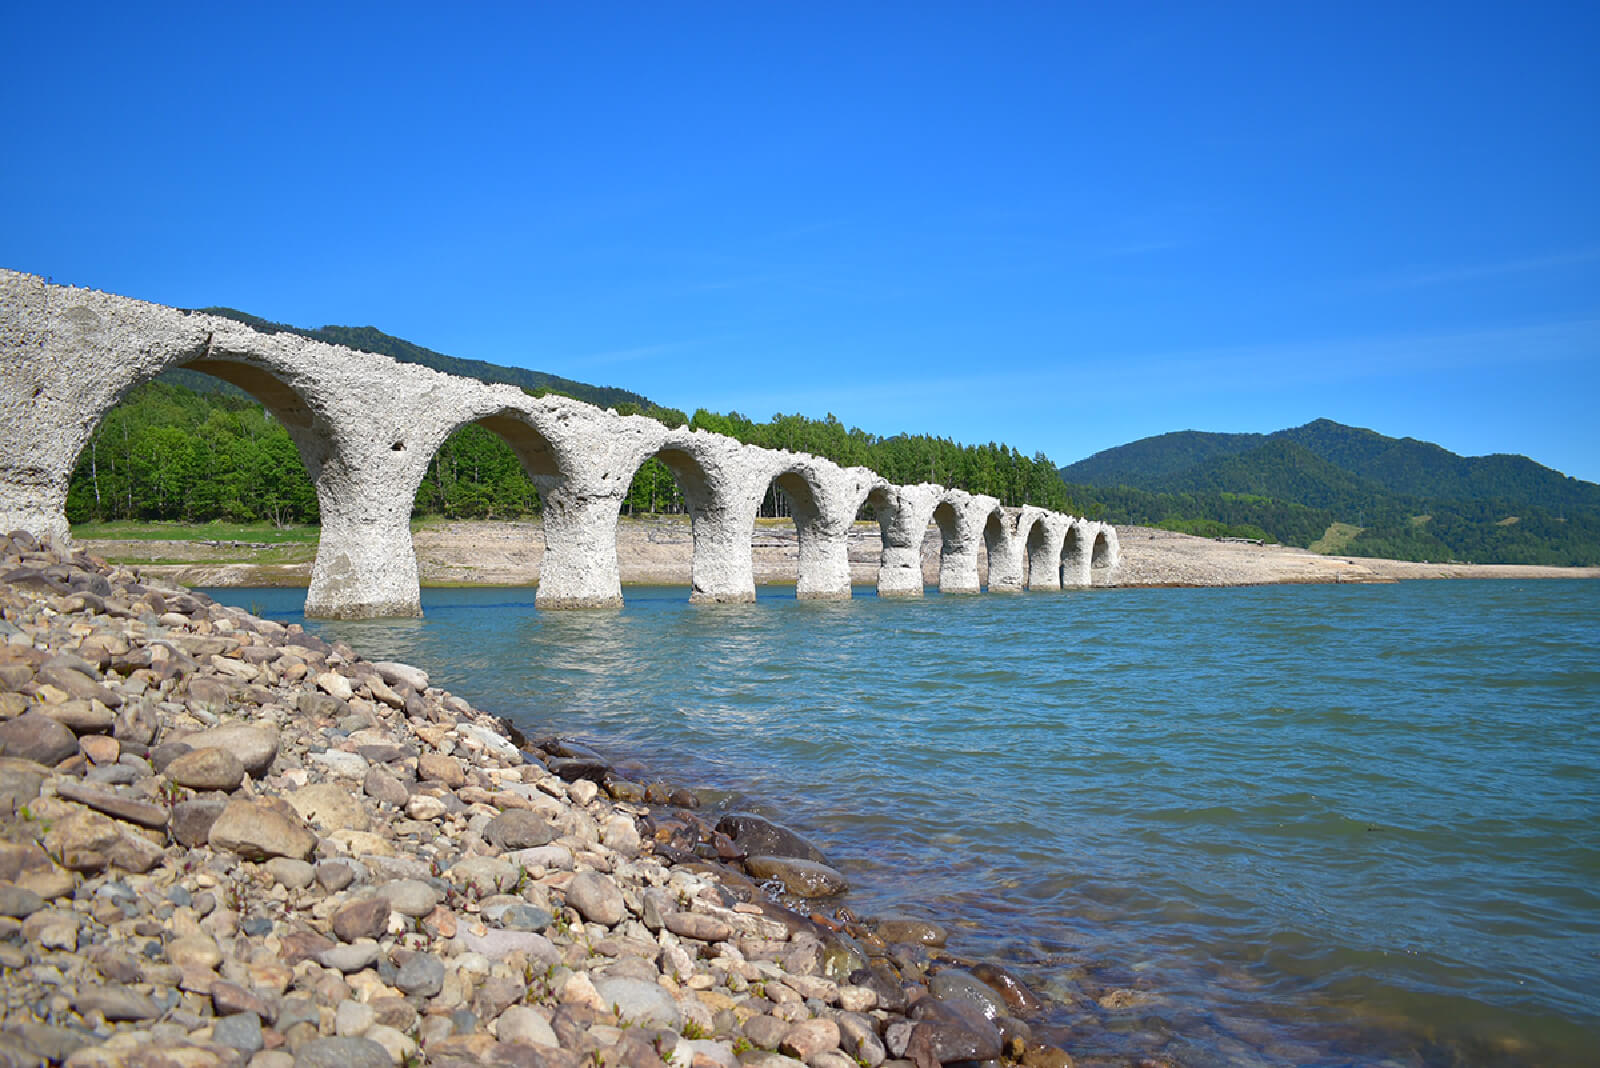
[418,751,465,788]
[0,712,79,765]
[165,747,246,791]
[208,798,317,861]
[56,780,169,829]
[331,896,391,942]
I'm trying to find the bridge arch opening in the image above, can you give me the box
[412,411,559,522]
[1090,526,1117,581]
[1061,524,1088,587]
[66,361,334,531]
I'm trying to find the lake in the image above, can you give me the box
[207,579,1600,1066]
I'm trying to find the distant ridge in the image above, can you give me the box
[1059,419,1600,566]
[169,306,658,413]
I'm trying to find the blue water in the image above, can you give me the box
[210,580,1600,1066]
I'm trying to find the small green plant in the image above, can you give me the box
[680,1020,709,1041]
[731,1038,754,1056]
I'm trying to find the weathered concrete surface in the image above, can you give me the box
[931,492,1002,594]
[1,271,1104,616]
[1025,512,1073,591]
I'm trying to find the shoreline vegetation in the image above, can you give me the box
[73,518,1600,593]
[0,531,1093,1068]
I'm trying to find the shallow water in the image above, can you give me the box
[211,580,1600,1066]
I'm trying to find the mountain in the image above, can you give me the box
[1060,420,1600,566]
[164,307,661,414]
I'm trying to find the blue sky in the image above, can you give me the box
[4,3,1597,481]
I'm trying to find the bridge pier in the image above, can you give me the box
[537,486,626,608]
[1061,521,1092,587]
[305,505,422,619]
[1026,513,1071,590]
[984,509,1039,593]
[873,484,942,597]
[934,493,1000,594]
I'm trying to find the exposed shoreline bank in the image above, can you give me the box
[79,519,1600,593]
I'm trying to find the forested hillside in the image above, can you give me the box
[1060,420,1600,565]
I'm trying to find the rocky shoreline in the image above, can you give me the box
[0,533,1078,1068]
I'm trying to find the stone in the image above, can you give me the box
[266,857,317,890]
[165,747,246,791]
[930,968,1006,1021]
[80,734,120,764]
[291,1037,392,1068]
[418,752,465,788]
[316,859,360,892]
[171,799,228,847]
[184,725,279,777]
[495,1005,559,1047]
[167,933,224,970]
[362,766,409,806]
[404,793,446,820]
[371,661,429,692]
[315,671,354,701]
[484,809,557,851]
[394,952,445,997]
[664,911,732,942]
[307,750,368,778]
[591,977,682,1030]
[209,798,317,861]
[362,1026,416,1064]
[780,1019,841,1061]
[0,884,45,917]
[449,856,517,894]
[332,896,391,942]
[564,871,625,925]
[716,814,828,863]
[0,712,79,765]
[214,1013,265,1054]
[454,926,559,965]
[75,984,163,1020]
[56,780,169,828]
[874,916,948,948]
[971,963,1044,1017]
[42,698,117,733]
[743,857,849,897]
[286,783,371,832]
[377,878,440,917]
[318,941,381,974]
[0,757,47,813]
[214,978,273,1016]
[335,999,376,1037]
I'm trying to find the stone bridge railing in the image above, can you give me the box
[0,271,1119,618]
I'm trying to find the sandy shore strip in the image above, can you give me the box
[0,531,1092,1068]
[81,519,1600,591]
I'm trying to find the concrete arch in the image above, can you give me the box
[983,506,1051,593]
[763,458,881,601]
[931,491,1000,594]
[867,483,942,597]
[1025,512,1071,591]
[1089,523,1121,584]
[1061,520,1092,587]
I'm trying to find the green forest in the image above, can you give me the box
[65,379,1079,527]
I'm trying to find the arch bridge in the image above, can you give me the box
[0,271,1120,618]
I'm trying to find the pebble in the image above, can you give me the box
[165,746,246,791]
